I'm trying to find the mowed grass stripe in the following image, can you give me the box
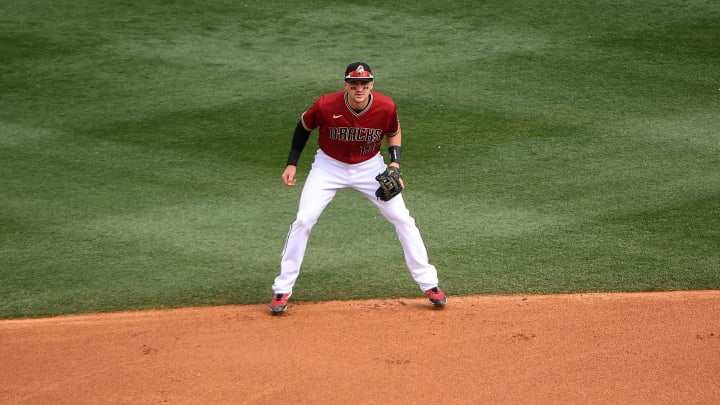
[1,0,718,318]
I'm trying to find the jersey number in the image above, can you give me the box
[360,144,376,156]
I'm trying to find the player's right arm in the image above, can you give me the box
[283,120,312,186]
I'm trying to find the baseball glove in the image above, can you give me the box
[375,166,403,201]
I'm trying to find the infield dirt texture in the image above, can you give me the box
[2,291,719,403]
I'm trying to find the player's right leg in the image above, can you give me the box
[272,173,336,294]
[271,151,342,313]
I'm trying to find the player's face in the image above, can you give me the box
[344,80,373,108]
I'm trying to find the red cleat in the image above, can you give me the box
[426,287,447,308]
[270,293,290,315]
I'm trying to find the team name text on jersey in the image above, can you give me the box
[328,127,383,143]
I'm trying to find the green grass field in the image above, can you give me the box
[1,0,718,318]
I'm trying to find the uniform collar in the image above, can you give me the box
[344,93,373,117]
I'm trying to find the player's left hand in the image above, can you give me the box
[375,165,403,201]
[389,163,404,188]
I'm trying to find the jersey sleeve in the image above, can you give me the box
[386,104,400,136]
[300,97,323,131]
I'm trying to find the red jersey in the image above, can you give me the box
[300,91,399,164]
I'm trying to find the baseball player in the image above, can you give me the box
[270,62,447,314]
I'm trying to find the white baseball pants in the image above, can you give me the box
[272,149,439,294]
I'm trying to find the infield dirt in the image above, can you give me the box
[2,291,719,404]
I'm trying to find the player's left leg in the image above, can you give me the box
[352,155,441,292]
[371,195,440,291]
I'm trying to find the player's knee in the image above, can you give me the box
[293,215,318,232]
[381,208,414,225]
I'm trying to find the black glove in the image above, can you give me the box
[375,166,403,201]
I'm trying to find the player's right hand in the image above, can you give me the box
[282,165,297,186]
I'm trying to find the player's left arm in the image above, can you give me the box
[386,125,403,187]
[386,125,401,169]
